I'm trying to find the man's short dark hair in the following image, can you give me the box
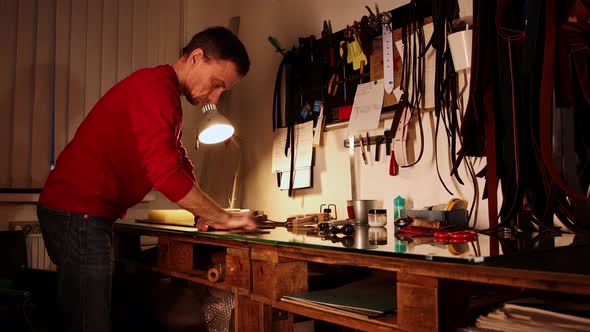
[182,26,250,77]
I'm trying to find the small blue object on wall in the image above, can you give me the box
[312,100,322,113]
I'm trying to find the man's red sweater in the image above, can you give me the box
[39,65,196,221]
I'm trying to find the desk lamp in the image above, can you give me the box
[198,103,235,144]
[197,103,240,209]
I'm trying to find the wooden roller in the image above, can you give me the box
[207,265,225,283]
[148,209,194,226]
[207,250,226,283]
[148,209,252,226]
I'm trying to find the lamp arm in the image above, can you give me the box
[228,136,241,209]
[229,156,240,209]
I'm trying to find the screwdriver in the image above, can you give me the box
[268,36,286,56]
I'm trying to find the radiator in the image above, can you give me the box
[26,233,56,271]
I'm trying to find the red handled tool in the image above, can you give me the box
[389,150,399,175]
[398,226,435,235]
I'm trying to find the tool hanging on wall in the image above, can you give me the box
[268,36,286,56]
[338,41,349,103]
[375,135,383,161]
[364,4,382,33]
[346,24,368,72]
[387,109,403,176]
[359,134,368,165]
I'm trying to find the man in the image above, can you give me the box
[37,26,255,332]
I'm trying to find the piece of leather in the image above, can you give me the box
[382,23,395,94]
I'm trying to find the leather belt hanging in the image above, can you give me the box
[538,0,584,201]
[457,0,590,232]
[399,0,426,169]
[456,0,500,228]
[431,0,463,196]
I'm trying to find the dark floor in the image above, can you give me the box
[2,268,361,332]
[1,269,208,332]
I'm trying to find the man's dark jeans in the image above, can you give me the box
[37,204,113,332]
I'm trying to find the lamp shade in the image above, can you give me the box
[198,104,235,144]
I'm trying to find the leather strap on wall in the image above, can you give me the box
[539,0,587,201]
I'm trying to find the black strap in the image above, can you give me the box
[272,51,298,196]
[430,0,464,194]
[399,0,425,169]
[273,56,288,131]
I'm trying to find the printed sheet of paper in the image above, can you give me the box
[395,22,435,109]
[279,168,312,190]
[347,80,385,134]
[272,121,314,173]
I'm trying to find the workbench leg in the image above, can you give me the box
[235,294,269,332]
[235,294,292,332]
[237,248,306,331]
[251,248,308,301]
[397,273,470,331]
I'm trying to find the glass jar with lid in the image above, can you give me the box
[368,209,387,227]
[369,226,388,245]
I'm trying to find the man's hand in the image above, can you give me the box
[194,213,256,232]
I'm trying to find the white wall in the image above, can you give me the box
[234,0,490,226]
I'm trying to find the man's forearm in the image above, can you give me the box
[176,183,230,222]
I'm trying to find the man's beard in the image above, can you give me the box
[180,85,198,105]
[185,94,197,105]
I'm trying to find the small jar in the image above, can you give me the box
[368,209,387,227]
[369,226,388,245]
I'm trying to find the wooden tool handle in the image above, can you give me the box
[411,218,443,229]
[389,150,399,175]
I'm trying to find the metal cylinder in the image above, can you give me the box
[346,199,377,225]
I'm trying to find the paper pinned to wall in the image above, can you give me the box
[347,80,385,134]
[272,121,314,173]
[279,168,312,190]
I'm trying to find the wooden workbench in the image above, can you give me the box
[113,220,590,331]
